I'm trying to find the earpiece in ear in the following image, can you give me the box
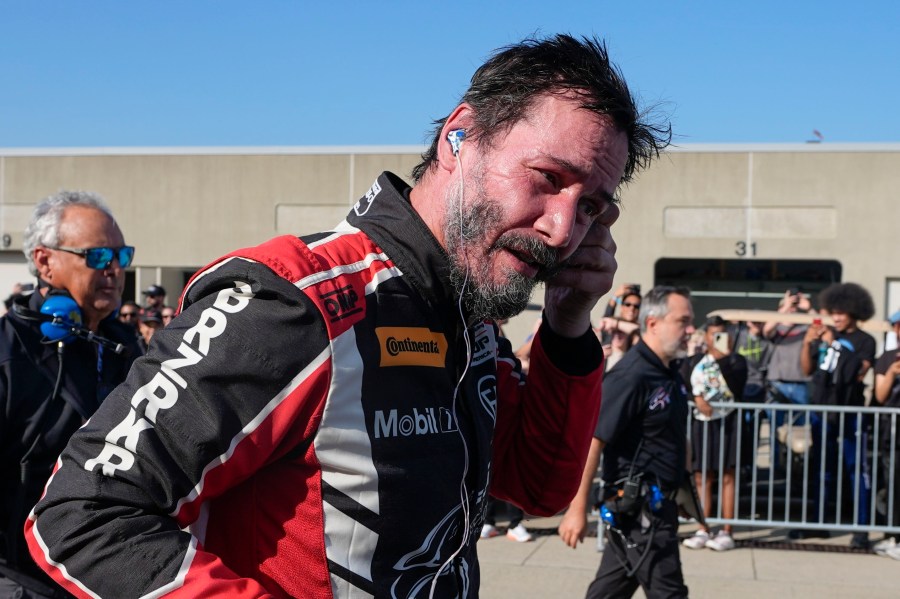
[447,129,466,156]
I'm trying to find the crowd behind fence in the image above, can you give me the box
[692,400,899,535]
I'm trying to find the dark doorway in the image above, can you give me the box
[654,258,842,324]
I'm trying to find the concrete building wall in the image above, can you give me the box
[1,144,897,347]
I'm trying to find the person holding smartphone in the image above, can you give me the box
[799,282,876,548]
[681,316,748,552]
[763,287,815,472]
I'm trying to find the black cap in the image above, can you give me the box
[141,308,163,324]
[142,284,166,297]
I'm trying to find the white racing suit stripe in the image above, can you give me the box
[318,328,380,595]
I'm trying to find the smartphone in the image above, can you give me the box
[713,332,730,353]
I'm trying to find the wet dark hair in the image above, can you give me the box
[817,282,875,321]
[411,34,671,184]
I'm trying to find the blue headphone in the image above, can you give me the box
[38,294,83,342]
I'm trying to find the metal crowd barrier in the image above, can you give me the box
[689,401,900,534]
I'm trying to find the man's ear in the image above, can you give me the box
[437,103,475,172]
[33,247,53,281]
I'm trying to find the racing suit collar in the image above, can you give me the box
[347,172,456,314]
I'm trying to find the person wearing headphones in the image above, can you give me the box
[26,35,669,598]
[0,191,142,598]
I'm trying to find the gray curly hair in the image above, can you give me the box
[23,190,114,277]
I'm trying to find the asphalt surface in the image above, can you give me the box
[476,515,900,598]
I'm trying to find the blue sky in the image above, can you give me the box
[2,1,898,147]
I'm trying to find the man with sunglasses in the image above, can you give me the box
[117,300,141,330]
[0,190,141,598]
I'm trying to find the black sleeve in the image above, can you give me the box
[860,333,877,366]
[538,315,603,376]
[594,369,641,445]
[603,301,616,318]
[875,351,896,376]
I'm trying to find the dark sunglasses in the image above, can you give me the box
[119,311,138,319]
[622,302,641,309]
[52,245,135,269]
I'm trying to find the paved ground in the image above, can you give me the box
[476,515,900,598]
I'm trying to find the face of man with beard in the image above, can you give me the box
[653,293,695,362]
[439,93,629,322]
[444,168,564,321]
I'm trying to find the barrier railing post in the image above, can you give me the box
[687,400,899,534]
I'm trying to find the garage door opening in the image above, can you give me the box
[654,258,842,324]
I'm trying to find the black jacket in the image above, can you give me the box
[0,291,141,581]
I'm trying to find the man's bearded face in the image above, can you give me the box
[444,168,563,321]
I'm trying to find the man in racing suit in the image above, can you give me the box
[26,34,670,598]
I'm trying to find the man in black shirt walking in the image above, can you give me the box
[560,286,695,598]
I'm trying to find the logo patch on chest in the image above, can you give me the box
[376,327,448,367]
[648,387,671,412]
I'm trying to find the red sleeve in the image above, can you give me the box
[489,327,603,515]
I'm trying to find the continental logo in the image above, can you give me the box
[376,327,447,368]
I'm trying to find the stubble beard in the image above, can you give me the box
[444,173,562,322]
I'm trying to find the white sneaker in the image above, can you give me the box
[706,531,736,551]
[873,537,898,556]
[682,530,709,550]
[886,544,900,561]
[480,524,500,539]
[506,523,533,542]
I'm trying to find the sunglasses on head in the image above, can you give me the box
[52,245,135,269]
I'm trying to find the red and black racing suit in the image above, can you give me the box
[26,172,603,598]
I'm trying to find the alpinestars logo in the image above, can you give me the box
[373,407,457,439]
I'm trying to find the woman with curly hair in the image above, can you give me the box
[800,282,877,548]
